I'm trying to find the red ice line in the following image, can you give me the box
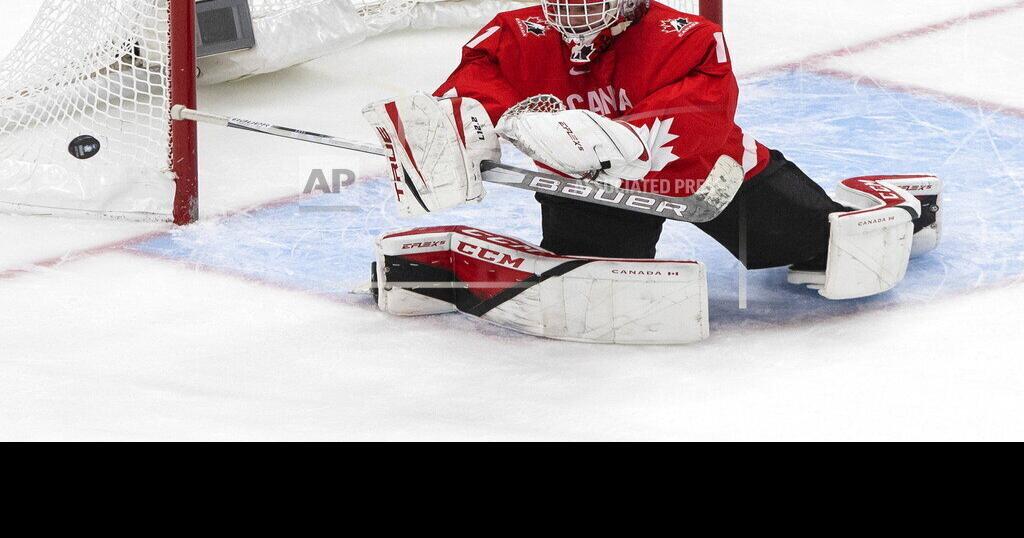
[748,0,1024,75]
[811,67,1024,120]
[0,192,307,281]
[747,0,1024,118]
[3,0,1024,283]
[0,229,167,281]
[126,247,353,306]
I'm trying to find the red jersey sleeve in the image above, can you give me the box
[621,23,767,197]
[434,16,523,125]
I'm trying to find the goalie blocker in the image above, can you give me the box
[373,226,710,345]
[362,93,500,217]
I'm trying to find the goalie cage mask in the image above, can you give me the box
[541,0,650,63]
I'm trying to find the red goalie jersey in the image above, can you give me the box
[435,2,770,197]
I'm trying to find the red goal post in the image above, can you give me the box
[170,0,199,225]
[702,0,722,25]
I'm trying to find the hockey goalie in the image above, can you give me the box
[362,0,943,344]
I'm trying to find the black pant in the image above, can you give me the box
[539,150,847,269]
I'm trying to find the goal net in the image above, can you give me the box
[0,0,718,225]
[0,0,196,224]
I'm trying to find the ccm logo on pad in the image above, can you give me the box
[456,241,526,269]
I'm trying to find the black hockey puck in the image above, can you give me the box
[68,135,101,160]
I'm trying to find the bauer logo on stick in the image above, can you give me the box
[68,135,101,160]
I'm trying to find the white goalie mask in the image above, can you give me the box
[541,0,648,40]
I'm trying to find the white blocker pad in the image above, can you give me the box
[362,93,500,217]
[374,226,709,345]
[793,177,924,300]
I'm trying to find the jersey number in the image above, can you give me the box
[713,32,729,64]
[467,26,500,49]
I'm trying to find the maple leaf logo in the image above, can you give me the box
[571,42,596,63]
[661,17,698,37]
[634,117,680,172]
[516,17,548,37]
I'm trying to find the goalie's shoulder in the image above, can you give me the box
[491,5,554,38]
[626,3,727,75]
[462,6,545,50]
[639,2,723,46]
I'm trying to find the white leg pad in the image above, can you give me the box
[482,259,709,345]
[374,226,709,344]
[819,178,922,300]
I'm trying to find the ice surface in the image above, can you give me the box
[2,0,1024,440]
[133,69,1024,333]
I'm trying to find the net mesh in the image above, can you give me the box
[354,0,541,34]
[0,0,176,220]
[501,94,567,122]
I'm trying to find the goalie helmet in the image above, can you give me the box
[541,0,650,62]
[541,0,649,39]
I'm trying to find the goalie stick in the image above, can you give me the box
[171,106,744,223]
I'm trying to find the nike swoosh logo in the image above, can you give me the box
[569,67,590,76]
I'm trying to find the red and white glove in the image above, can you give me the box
[496,108,652,186]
